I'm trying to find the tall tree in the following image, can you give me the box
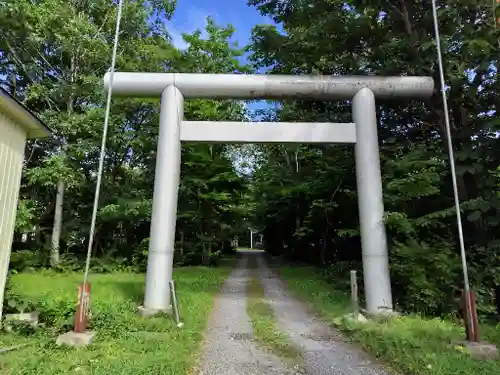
[247,0,500,316]
[1,1,249,269]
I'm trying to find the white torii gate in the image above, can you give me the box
[104,72,434,315]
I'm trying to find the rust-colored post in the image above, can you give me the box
[462,289,480,342]
[74,283,91,333]
[470,290,480,342]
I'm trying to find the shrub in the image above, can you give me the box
[9,250,46,272]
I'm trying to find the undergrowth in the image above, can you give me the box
[276,265,500,375]
[0,266,232,375]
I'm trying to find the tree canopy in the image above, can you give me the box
[247,0,500,317]
[1,0,499,319]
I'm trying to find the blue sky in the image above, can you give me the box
[165,0,278,115]
[165,0,276,173]
[166,0,273,52]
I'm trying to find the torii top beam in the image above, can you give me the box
[103,72,434,100]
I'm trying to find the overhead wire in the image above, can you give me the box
[80,0,125,315]
[430,0,475,339]
[76,0,477,338]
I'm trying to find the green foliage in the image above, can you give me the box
[3,282,36,316]
[247,0,500,318]
[1,267,232,374]
[278,265,500,375]
[9,250,47,272]
[390,240,462,316]
[14,200,39,233]
[2,0,248,270]
[1,0,499,333]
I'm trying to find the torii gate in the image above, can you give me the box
[104,72,434,315]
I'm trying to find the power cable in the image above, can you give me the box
[430,0,475,339]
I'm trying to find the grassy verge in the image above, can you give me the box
[277,265,500,375]
[0,265,232,375]
[246,276,301,365]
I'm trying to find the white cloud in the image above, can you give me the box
[186,7,219,32]
[167,6,218,50]
[168,24,189,50]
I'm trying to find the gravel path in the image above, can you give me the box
[196,250,392,375]
[255,253,391,375]
[196,253,297,375]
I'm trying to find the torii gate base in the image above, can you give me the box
[104,73,434,316]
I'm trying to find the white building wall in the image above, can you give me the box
[0,111,27,321]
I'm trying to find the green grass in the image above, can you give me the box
[277,266,500,375]
[246,276,301,364]
[0,265,232,375]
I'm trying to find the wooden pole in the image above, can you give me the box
[462,289,480,342]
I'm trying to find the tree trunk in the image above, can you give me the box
[202,241,210,266]
[50,180,64,266]
[320,232,327,265]
[180,231,184,255]
[495,286,500,319]
[50,51,76,266]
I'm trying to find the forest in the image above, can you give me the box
[1,0,499,321]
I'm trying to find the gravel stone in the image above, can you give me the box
[255,253,392,375]
[196,250,395,375]
[196,253,297,375]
